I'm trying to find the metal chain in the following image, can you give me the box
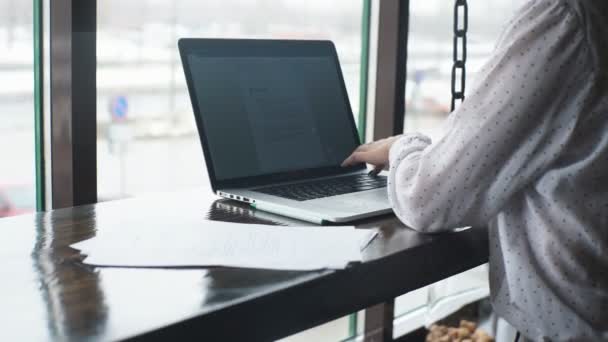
[451,0,468,112]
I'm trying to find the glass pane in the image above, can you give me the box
[0,1,36,218]
[396,0,527,336]
[97,0,362,203]
[97,1,362,340]
[278,316,351,342]
[405,0,527,139]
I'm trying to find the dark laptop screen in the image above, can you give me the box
[186,50,359,182]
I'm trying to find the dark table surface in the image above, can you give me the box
[0,189,488,341]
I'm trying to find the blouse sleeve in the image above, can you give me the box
[388,0,591,232]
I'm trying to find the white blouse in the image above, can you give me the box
[387,0,607,340]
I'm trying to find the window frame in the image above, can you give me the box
[37,0,97,210]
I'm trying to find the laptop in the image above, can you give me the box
[179,38,392,224]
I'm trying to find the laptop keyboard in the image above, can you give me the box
[255,174,387,201]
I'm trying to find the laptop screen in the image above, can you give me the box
[182,40,360,187]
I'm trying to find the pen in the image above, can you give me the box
[360,231,379,251]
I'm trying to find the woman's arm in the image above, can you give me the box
[388,0,591,232]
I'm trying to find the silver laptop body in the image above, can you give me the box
[179,38,391,224]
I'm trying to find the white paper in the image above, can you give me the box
[71,221,375,271]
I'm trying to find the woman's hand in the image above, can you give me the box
[341,136,401,172]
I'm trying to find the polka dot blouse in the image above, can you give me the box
[387,0,607,340]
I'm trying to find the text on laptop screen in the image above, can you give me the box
[188,55,358,181]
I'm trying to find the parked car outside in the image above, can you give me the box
[0,184,35,218]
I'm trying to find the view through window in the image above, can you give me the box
[405,0,527,139]
[97,0,362,202]
[0,0,35,219]
[97,1,363,340]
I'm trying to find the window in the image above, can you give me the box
[405,0,527,139]
[97,1,364,340]
[97,0,363,202]
[395,0,527,336]
[0,0,36,219]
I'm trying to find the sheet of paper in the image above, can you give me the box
[71,221,375,271]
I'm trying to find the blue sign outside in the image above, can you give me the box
[110,95,129,121]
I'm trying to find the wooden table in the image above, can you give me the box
[0,190,488,341]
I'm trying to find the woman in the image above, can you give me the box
[343,0,607,340]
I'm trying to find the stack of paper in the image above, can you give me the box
[71,221,376,271]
